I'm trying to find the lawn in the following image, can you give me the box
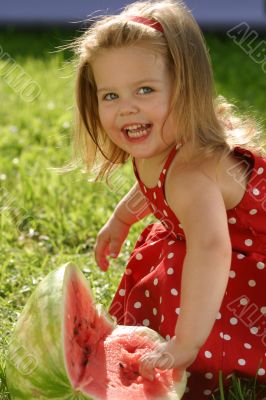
[0,27,266,399]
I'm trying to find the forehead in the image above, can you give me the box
[91,46,167,87]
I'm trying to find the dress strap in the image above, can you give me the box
[132,142,182,189]
[158,143,182,186]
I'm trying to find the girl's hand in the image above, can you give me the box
[139,336,199,381]
[94,213,131,271]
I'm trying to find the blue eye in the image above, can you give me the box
[103,93,118,101]
[139,87,153,94]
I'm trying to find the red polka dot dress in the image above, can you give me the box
[109,144,266,399]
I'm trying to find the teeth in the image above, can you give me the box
[123,124,150,138]
[126,124,145,130]
[127,129,148,138]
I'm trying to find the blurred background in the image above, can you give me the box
[0,2,266,399]
[0,0,266,31]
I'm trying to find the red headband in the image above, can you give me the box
[126,16,164,33]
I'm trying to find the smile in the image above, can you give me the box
[122,124,152,142]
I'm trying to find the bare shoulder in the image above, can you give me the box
[165,147,250,212]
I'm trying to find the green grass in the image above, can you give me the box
[0,27,266,399]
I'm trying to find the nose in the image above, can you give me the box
[119,98,139,116]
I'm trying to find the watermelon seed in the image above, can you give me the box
[83,359,89,366]
[73,327,79,335]
[119,362,125,369]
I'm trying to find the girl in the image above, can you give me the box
[70,0,266,398]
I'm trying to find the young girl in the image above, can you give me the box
[69,0,266,398]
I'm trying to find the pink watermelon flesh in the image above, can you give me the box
[64,269,181,399]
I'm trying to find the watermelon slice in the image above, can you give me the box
[6,262,187,399]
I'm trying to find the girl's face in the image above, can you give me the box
[92,45,176,161]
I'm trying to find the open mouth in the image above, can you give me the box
[122,124,152,139]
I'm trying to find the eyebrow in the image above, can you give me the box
[97,79,163,93]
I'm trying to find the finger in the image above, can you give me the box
[109,240,122,258]
[94,237,110,270]
[139,355,157,381]
[155,353,174,370]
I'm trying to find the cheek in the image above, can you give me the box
[98,106,111,128]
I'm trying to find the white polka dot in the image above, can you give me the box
[261,307,266,314]
[178,223,183,229]
[229,270,236,278]
[237,253,245,259]
[248,280,256,287]
[153,308,158,316]
[250,326,258,335]
[170,288,178,296]
[167,252,174,259]
[245,239,253,246]
[151,203,156,211]
[153,278,158,286]
[161,315,164,323]
[145,290,150,298]
[167,267,174,275]
[175,307,180,315]
[163,169,167,174]
[143,319,150,326]
[249,209,257,215]
[224,334,231,341]
[220,332,224,339]
[205,372,213,379]
[253,188,260,196]
[216,312,222,319]
[238,359,246,366]
[153,192,157,200]
[203,390,212,395]
[163,209,168,216]
[257,167,264,174]
[204,351,212,359]
[119,289,125,296]
[165,334,171,341]
[244,343,252,349]
[258,368,265,376]
[168,240,175,245]
[158,180,162,188]
[230,317,238,325]
[159,296,162,304]
[125,268,132,275]
[228,217,236,224]
[240,297,249,305]
[257,262,265,270]
[135,253,143,260]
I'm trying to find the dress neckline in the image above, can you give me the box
[133,143,182,190]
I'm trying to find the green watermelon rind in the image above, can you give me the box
[6,263,91,399]
[6,262,187,399]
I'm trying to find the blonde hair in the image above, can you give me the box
[66,0,265,183]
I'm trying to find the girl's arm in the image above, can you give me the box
[139,168,232,379]
[94,181,152,270]
[113,181,152,226]
[169,168,232,350]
